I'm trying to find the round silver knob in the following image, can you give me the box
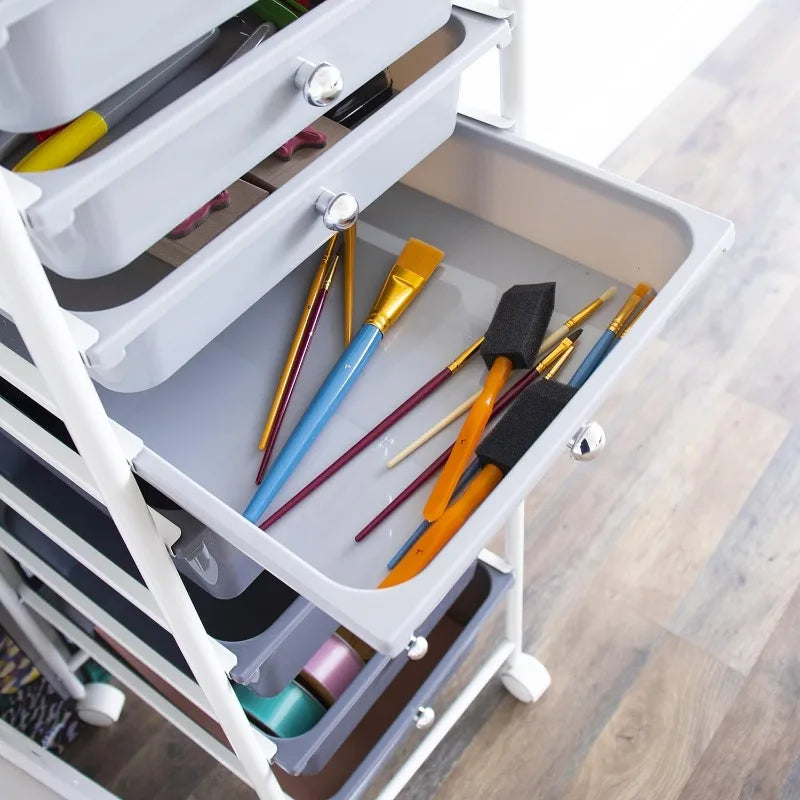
[414,706,436,730]
[568,421,606,461]
[406,635,428,661]
[315,188,359,231]
[294,60,344,107]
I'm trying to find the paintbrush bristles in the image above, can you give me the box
[600,286,618,303]
[395,237,445,279]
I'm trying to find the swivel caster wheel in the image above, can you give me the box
[76,683,126,727]
[500,654,551,703]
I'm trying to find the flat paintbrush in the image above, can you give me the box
[245,238,444,524]
[257,235,340,452]
[350,331,581,542]
[388,287,617,469]
[386,342,576,569]
[257,335,483,530]
[256,243,342,483]
[609,289,656,352]
[568,282,651,389]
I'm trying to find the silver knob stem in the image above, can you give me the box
[406,635,428,661]
[294,60,344,107]
[315,188,359,231]
[568,421,606,461]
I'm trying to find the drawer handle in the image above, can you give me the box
[414,706,436,730]
[568,421,606,461]
[315,188,359,231]
[406,634,428,661]
[295,60,344,107]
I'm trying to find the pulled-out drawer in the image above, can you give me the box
[8,5,498,279]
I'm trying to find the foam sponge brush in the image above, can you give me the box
[423,281,556,521]
[380,378,576,587]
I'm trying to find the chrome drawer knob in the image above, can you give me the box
[315,188,359,231]
[568,421,606,461]
[406,635,428,661]
[295,60,344,107]
[414,706,436,730]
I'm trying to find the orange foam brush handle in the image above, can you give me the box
[423,356,512,522]
[380,464,503,588]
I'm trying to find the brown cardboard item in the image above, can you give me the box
[148,179,268,269]
[246,116,349,192]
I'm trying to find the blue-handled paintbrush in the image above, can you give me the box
[244,238,444,523]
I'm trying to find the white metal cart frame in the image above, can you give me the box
[0,4,550,798]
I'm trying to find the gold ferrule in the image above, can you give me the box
[565,297,602,330]
[545,345,574,380]
[534,336,573,374]
[620,291,655,338]
[446,337,484,373]
[322,253,339,291]
[365,266,427,334]
[609,283,651,335]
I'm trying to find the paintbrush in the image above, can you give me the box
[537,286,617,353]
[256,241,342,483]
[256,335,483,528]
[257,235,340,452]
[568,282,651,389]
[386,289,615,469]
[244,238,444,523]
[348,331,581,542]
[386,342,576,569]
[423,283,556,522]
[343,225,357,345]
[610,289,656,351]
[381,378,578,587]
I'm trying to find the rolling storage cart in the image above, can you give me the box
[0,0,732,797]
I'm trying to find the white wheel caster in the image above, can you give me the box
[76,683,126,727]
[500,655,551,703]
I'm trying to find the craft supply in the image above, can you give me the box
[222,22,277,67]
[423,283,555,522]
[334,628,374,662]
[257,336,483,531]
[257,235,340,452]
[327,71,393,128]
[352,331,581,542]
[387,342,576,569]
[245,238,444,523]
[256,241,342,482]
[13,30,218,172]
[234,680,325,737]
[615,289,656,344]
[343,225,357,345]
[568,282,651,389]
[537,286,617,353]
[381,379,578,587]
[251,0,302,27]
[273,127,327,161]
[167,190,230,239]
[298,634,364,706]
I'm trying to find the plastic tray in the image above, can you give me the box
[0,0,251,131]
[1,120,733,658]
[0,428,338,697]
[8,0,463,279]
[39,10,510,393]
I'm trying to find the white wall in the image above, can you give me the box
[459,0,762,164]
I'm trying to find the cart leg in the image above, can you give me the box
[499,501,551,703]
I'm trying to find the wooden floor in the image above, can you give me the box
[63,1,800,797]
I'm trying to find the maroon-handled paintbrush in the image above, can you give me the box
[350,329,582,542]
[257,336,484,528]
[256,241,342,483]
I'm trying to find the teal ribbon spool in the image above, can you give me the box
[234,680,325,738]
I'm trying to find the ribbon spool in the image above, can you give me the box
[299,633,365,707]
[234,680,325,738]
[334,627,374,663]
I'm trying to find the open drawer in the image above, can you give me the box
[0,118,733,658]
[7,6,501,280]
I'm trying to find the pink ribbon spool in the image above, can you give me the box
[299,634,364,706]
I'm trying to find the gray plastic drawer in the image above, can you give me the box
[0,0,251,131]
[41,10,509,393]
[1,118,732,659]
[11,0,464,279]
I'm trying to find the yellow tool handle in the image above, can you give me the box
[423,356,512,522]
[343,226,356,346]
[380,464,503,588]
[14,111,108,172]
[258,236,337,450]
